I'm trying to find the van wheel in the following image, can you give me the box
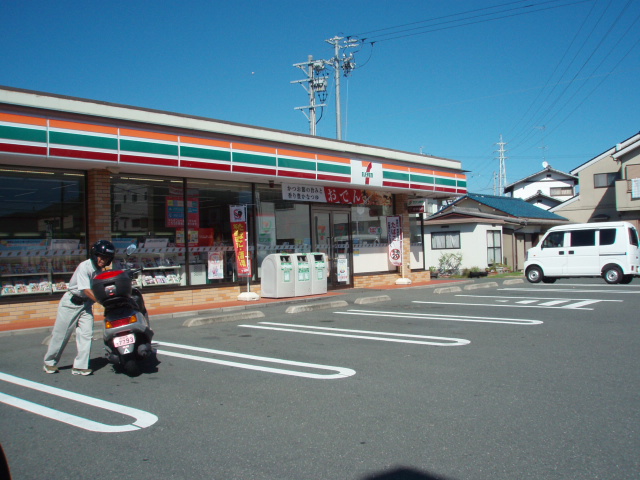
[525,266,543,283]
[603,265,622,284]
[620,275,633,284]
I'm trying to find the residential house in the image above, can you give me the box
[423,193,568,272]
[504,164,577,210]
[552,132,640,228]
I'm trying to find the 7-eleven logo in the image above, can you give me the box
[351,160,382,186]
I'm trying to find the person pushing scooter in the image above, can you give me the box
[43,240,115,376]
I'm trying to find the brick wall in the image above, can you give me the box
[87,169,111,244]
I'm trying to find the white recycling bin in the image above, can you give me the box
[293,253,312,296]
[260,254,295,298]
[309,252,328,295]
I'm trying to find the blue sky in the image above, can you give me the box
[2,0,639,193]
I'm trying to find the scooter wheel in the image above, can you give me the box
[124,359,140,377]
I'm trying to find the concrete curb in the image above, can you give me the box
[463,282,499,290]
[433,286,462,294]
[285,300,349,314]
[354,295,391,305]
[183,310,265,327]
[503,278,525,285]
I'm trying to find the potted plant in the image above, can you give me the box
[429,266,438,278]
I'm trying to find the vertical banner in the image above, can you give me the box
[230,205,251,277]
[386,215,403,267]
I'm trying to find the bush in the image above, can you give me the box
[438,253,463,275]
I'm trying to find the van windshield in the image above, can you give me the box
[628,227,639,247]
[541,231,564,248]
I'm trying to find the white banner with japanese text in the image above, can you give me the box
[386,215,403,267]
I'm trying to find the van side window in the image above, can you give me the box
[628,227,639,246]
[542,231,564,248]
[570,229,596,247]
[599,229,616,246]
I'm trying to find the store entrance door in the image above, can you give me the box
[312,207,352,289]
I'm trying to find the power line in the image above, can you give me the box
[349,0,591,44]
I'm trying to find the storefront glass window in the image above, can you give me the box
[111,174,186,287]
[186,178,254,284]
[350,193,393,274]
[0,167,86,297]
[409,214,425,270]
[255,184,310,279]
[111,175,255,288]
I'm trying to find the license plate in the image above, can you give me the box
[113,334,135,348]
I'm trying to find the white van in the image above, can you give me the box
[524,221,640,284]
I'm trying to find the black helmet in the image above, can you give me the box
[90,240,115,268]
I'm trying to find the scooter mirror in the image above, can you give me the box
[125,244,137,256]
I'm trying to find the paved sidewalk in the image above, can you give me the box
[0,278,469,335]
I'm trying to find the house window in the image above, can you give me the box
[594,172,620,188]
[550,187,573,196]
[431,231,460,249]
[487,230,502,264]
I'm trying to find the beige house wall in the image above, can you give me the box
[554,154,620,223]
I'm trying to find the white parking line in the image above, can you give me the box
[239,322,470,346]
[414,300,597,311]
[455,294,621,310]
[538,300,569,306]
[0,372,158,433]
[500,287,637,294]
[339,310,543,325]
[155,341,355,380]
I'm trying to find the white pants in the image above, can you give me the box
[43,293,94,370]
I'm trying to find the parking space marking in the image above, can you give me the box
[239,322,470,346]
[341,309,542,325]
[538,300,569,306]
[0,372,158,433]
[500,287,637,294]
[456,294,621,310]
[155,341,355,380]
[416,298,600,311]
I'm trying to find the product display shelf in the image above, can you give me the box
[0,250,84,297]
[114,253,182,287]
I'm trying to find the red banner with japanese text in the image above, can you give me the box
[230,205,250,277]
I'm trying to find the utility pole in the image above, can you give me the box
[495,135,508,196]
[325,36,358,140]
[291,56,327,136]
[293,36,358,139]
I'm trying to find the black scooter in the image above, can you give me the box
[92,245,155,376]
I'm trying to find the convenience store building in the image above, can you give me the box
[0,86,467,326]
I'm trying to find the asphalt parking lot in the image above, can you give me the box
[1,277,639,480]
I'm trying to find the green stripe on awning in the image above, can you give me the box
[181,145,231,162]
[384,170,410,181]
[435,177,457,187]
[278,157,315,171]
[120,139,178,156]
[0,125,47,143]
[50,131,117,150]
[410,173,435,184]
[233,152,276,167]
[317,162,350,174]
